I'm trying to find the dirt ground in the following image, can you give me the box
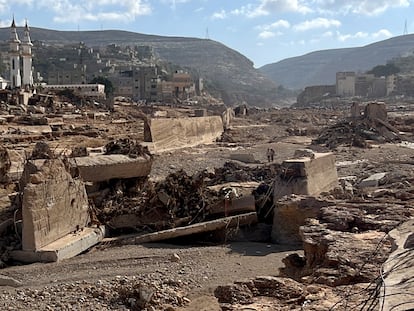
[1,105,414,310]
[0,242,301,310]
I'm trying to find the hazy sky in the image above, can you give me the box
[1,0,413,67]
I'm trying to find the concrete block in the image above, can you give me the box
[71,154,152,182]
[11,226,105,263]
[21,159,89,251]
[272,196,333,244]
[144,116,223,152]
[230,153,257,163]
[359,172,387,188]
[275,152,338,200]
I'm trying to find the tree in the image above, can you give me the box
[367,63,400,77]
[90,76,114,96]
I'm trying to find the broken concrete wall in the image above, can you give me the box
[144,116,223,152]
[21,159,89,251]
[274,151,338,201]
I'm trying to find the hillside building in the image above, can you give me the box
[110,67,200,103]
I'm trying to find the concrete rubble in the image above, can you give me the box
[313,102,403,148]
[0,97,413,310]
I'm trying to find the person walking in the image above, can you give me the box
[270,148,275,162]
[266,148,271,162]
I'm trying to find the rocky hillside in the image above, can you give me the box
[260,34,414,89]
[0,27,282,107]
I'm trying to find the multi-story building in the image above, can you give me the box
[336,72,355,97]
[336,72,386,98]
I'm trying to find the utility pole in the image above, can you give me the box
[404,20,408,35]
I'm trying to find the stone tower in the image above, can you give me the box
[21,21,33,87]
[9,18,21,89]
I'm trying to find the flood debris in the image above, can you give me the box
[0,145,11,184]
[313,102,402,149]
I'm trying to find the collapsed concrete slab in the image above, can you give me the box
[20,159,90,251]
[229,153,257,164]
[70,154,152,182]
[106,212,258,245]
[274,151,338,201]
[11,226,105,263]
[144,116,223,152]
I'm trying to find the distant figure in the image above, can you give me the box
[270,148,275,162]
[266,148,272,163]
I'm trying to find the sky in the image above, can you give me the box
[1,0,413,68]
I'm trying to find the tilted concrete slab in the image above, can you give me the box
[274,152,338,200]
[21,159,90,251]
[380,219,414,311]
[70,154,152,182]
[144,116,223,152]
[105,212,258,246]
[359,172,387,188]
[11,226,105,263]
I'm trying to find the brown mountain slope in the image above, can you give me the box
[260,34,414,89]
[0,27,281,107]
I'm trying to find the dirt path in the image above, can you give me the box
[0,242,301,310]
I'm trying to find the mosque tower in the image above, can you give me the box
[21,20,33,87]
[9,17,21,89]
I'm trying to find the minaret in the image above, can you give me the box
[9,17,21,88]
[21,20,33,87]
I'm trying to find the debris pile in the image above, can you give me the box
[209,161,279,184]
[91,161,276,232]
[104,138,152,159]
[0,145,11,183]
[313,102,402,149]
[29,141,55,160]
[92,170,221,232]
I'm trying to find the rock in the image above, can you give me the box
[252,276,304,300]
[297,219,393,286]
[214,283,253,304]
[0,275,23,287]
[359,172,387,188]
[170,253,181,262]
